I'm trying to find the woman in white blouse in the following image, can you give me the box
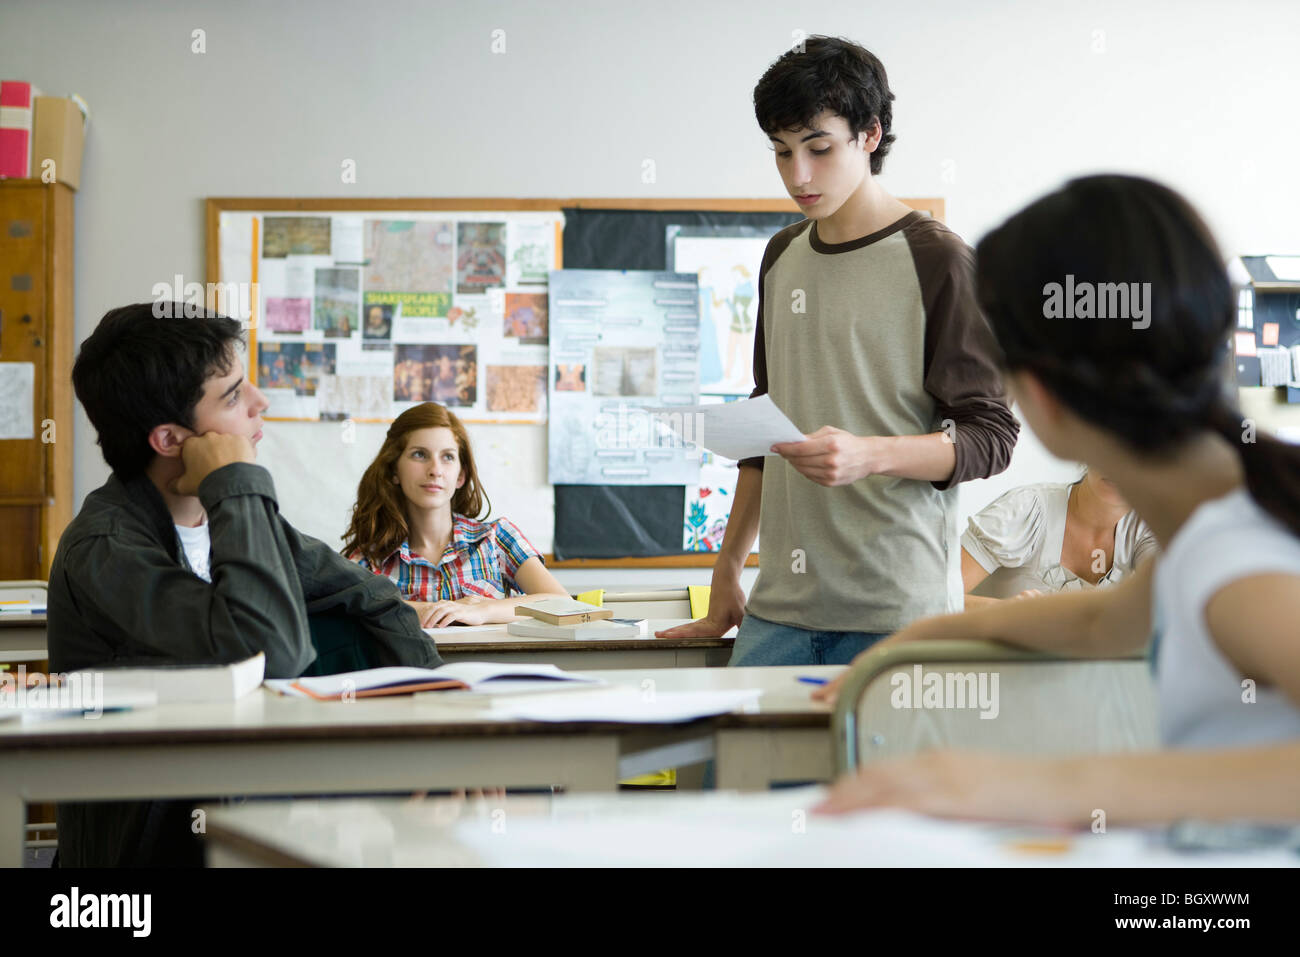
[961,468,1159,607]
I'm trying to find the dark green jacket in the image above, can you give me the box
[47,462,439,866]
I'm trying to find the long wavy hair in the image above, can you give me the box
[975,174,1300,538]
[342,402,491,566]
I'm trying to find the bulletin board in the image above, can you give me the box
[206,197,945,567]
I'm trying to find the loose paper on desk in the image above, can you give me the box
[650,395,804,461]
[493,687,762,723]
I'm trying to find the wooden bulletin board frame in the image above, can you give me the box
[205,196,944,568]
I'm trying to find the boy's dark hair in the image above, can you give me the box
[753,36,896,175]
[72,302,244,478]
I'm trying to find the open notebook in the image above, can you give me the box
[264,662,602,700]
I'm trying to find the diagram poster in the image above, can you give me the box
[547,269,701,486]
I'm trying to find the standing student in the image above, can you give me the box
[815,176,1300,824]
[659,36,1019,664]
[47,302,437,867]
[343,402,568,627]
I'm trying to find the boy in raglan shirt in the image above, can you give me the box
[660,37,1019,664]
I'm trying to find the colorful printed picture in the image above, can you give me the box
[593,346,657,397]
[264,297,310,333]
[257,342,337,396]
[262,216,331,258]
[684,459,757,553]
[317,374,391,418]
[554,363,586,392]
[486,364,546,413]
[364,220,454,305]
[361,301,393,341]
[313,267,360,338]
[503,292,548,344]
[509,220,554,285]
[456,222,507,295]
[394,344,477,407]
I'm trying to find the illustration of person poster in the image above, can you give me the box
[667,225,779,396]
[362,302,393,343]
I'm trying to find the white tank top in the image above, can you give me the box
[1153,486,1300,748]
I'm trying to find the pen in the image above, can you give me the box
[797,676,828,686]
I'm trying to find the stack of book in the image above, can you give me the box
[507,598,649,640]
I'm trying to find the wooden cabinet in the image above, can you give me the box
[0,181,74,580]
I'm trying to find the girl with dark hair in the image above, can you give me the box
[343,402,566,627]
[815,175,1300,824]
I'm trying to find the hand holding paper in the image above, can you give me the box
[653,395,805,461]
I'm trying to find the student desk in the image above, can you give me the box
[200,789,1300,868]
[0,665,837,867]
[433,619,733,669]
[0,618,735,672]
[0,615,47,665]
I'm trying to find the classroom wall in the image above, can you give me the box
[4,0,1299,586]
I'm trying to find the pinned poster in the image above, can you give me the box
[0,362,35,439]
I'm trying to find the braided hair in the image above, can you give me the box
[975,175,1300,537]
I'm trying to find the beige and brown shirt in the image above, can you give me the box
[741,211,1019,633]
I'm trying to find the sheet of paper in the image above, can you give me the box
[331,215,365,263]
[493,687,762,723]
[423,624,506,636]
[0,363,35,439]
[448,795,1008,867]
[1265,256,1300,281]
[651,394,804,460]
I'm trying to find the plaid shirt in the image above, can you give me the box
[355,514,541,601]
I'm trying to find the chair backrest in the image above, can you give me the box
[833,641,1158,772]
[301,611,381,677]
[588,589,693,620]
[0,580,48,604]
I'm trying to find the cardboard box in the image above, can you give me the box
[32,96,85,190]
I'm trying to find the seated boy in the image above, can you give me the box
[48,302,439,867]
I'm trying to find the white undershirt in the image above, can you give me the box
[175,518,212,583]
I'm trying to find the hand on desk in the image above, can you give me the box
[653,580,746,639]
[813,751,1080,826]
[409,598,492,628]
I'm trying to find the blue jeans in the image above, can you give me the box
[728,612,889,667]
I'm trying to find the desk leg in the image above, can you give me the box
[553,736,620,792]
[715,728,833,791]
[714,730,773,791]
[0,791,24,868]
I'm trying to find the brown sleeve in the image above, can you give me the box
[907,219,1020,490]
[738,221,810,471]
